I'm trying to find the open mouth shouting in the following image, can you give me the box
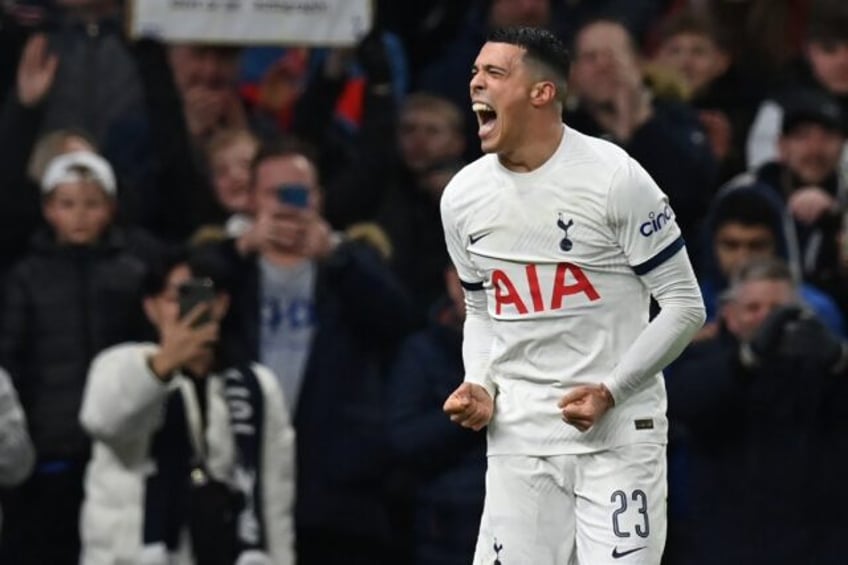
[472,101,498,140]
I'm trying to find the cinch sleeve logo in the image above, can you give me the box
[639,204,674,237]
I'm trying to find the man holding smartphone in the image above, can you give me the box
[232,142,337,415]
[206,136,413,565]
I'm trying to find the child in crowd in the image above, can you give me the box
[652,8,762,183]
[0,151,148,564]
[206,127,260,238]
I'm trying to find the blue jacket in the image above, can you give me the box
[697,181,845,336]
[386,299,486,564]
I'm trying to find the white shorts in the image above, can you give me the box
[473,443,667,565]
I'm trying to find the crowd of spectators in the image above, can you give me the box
[1,0,848,563]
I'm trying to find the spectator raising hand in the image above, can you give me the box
[16,33,58,108]
[182,84,247,140]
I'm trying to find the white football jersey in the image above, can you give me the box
[441,125,684,455]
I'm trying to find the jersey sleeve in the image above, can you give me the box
[440,188,485,289]
[607,158,685,275]
[440,183,496,398]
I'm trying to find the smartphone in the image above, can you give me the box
[277,183,309,208]
[178,278,216,327]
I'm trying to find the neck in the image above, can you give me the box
[498,119,564,172]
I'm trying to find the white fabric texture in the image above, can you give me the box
[461,287,496,398]
[78,343,296,565]
[602,250,705,403]
[440,124,704,455]
[473,445,667,565]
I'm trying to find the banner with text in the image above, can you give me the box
[128,0,373,46]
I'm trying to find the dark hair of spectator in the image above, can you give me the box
[401,92,466,134]
[712,189,779,232]
[657,9,731,52]
[251,135,320,178]
[141,245,232,298]
[572,17,638,57]
[487,26,571,80]
[808,0,848,44]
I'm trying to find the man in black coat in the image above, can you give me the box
[666,256,848,565]
[204,137,413,565]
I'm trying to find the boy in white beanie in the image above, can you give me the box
[0,150,148,564]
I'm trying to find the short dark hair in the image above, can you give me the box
[251,135,320,178]
[657,9,731,52]
[712,189,779,234]
[487,26,571,81]
[780,88,845,135]
[808,0,848,44]
[141,245,233,298]
[401,92,465,134]
[573,17,639,57]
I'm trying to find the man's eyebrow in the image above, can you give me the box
[473,63,509,73]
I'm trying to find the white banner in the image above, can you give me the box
[128,0,373,46]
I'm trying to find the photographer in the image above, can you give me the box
[666,256,848,564]
[78,249,295,565]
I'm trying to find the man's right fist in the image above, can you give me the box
[443,382,493,432]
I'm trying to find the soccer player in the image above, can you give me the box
[440,27,706,564]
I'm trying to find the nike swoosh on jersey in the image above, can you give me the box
[469,231,492,245]
[612,546,647,559]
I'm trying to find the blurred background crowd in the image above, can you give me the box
[2,0,848,563]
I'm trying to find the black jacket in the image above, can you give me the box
[210,239,413,543]
[666,332,848,564]
[0,229,147,462]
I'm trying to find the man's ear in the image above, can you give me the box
[530,81,557,107]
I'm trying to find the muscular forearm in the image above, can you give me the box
[603,250,705,403]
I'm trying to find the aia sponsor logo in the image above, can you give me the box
[491,262,600,315]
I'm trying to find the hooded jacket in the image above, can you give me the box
[697,180,844,335]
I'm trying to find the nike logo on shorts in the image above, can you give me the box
[612,546,646,559]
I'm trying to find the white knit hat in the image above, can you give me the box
[40,151,117,196]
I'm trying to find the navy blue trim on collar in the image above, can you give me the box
[632,236,685,276]
[460,279,485,291]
